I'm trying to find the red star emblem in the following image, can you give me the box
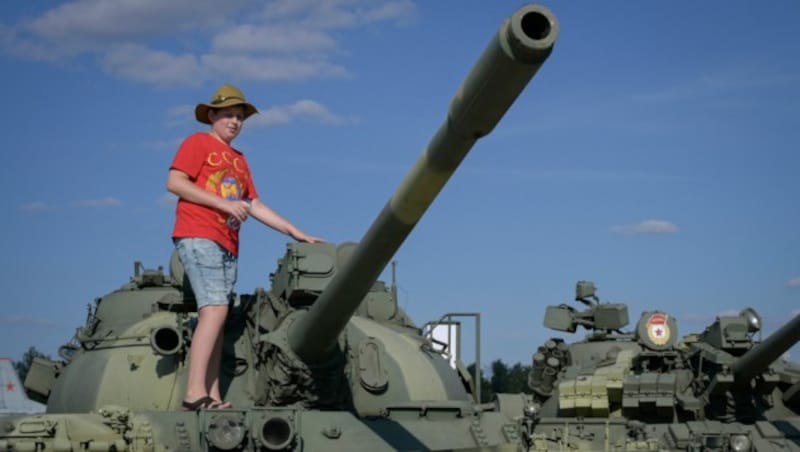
[655,328,663,336]
[5,382,15,392]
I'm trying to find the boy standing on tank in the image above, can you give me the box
[167,84,323,410]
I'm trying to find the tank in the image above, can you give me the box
[0,4,559,451]
[517,281,800,451]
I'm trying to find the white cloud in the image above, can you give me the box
[74,197,122,208]
[248,99,356,127]
[786,276,800,288]
[260,0,316,20]
[103,44,201,86]
[18,201,52,212]
[3,0,416,85]
[260,0,416,29]
[361,1,417,24]
[0,23,66,62]
[26,0,249,43]
[212,25,336,54]
[201,54,347,82]
[610,219,679,235]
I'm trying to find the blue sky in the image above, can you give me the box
[1,0,798,367]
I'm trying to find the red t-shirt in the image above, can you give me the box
[170,132,259,256]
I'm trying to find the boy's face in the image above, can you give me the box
[209,105,245,144]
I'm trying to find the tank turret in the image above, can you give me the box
[521,282,800,450]
[1,4,560,451]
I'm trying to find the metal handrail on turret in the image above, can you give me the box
[423,312,483,404]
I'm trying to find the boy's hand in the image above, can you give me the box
[222,199,251,223]
[293,232,325,243]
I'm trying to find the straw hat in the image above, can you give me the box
[195,84,259,124]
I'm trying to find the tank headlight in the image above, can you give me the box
[729,434,751,452]
[523,403,540,419]
[739,307,761,333]
[206,414,246,451]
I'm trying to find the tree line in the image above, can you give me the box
[468,360,533,403]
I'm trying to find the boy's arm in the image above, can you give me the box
[248,198,324,243]
[166,169,250,222]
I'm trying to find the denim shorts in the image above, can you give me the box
[174,238,237,309]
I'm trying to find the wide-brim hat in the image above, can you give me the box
[195,83,259,125]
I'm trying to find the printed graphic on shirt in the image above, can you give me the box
[222,176,246,230]
[206,151,247,172]
[220,177,242,201]
[205,170,242,196]
[203,151,248,229]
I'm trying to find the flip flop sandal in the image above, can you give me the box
[210,399,233,409]
[182,396,215,411]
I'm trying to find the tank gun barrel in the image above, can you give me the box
[732,313,800,383]
[288,4,559,364]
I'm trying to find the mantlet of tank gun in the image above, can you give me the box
[266,242,414,329]
[269,242,338,306]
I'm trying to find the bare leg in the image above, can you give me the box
[185,305,228,403]
[207,323,232,407]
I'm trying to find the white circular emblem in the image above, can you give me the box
[646,313,670,345]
